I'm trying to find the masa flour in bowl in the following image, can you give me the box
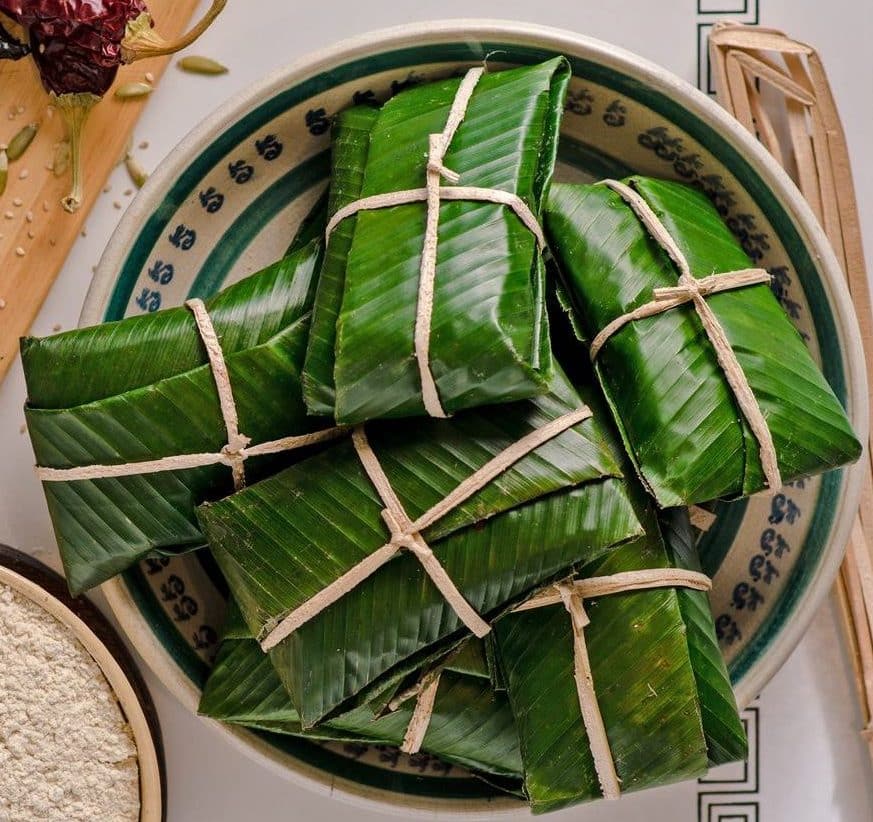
[0,583,139,821]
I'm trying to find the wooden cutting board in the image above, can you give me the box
[0,0,201,383]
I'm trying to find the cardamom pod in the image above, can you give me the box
[177,56,228,75]
[125,153,148,188]
[114,82,154,99]
[6,122,38,162]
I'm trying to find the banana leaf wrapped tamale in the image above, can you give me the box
[197,367,643,728]
[303,58,570,424]
[545,176,861,507]
[495,506,746,813]
[23,240,343,594]
[199,602,523,780]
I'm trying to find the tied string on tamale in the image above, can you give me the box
[35,299,346,489]
[325,66,546,419]
[387,659,450,755]
[392,569,712,764]
[513,568,712,800]
[259,404,594,651]
[590,179,782,491]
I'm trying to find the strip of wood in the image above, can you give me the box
[0,0,201,384]
[710,20,873,763]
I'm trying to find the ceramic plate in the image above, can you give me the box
[83,20,867,815]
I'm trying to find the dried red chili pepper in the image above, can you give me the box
[0,19,29,59]
[0,1,226,211]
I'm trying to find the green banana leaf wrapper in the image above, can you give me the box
[23,240,331,594]
[199,603,523,779]
[545,177,861,507]
[303,58,571,424]
[495,506,747,814]
[198,367,643,728]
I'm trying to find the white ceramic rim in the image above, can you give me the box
[0,564,163,822]
[85,18,868,817]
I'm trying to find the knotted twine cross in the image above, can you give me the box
[259,404,593,651]
[325,66,546,419]
[591,179,781,491]
[395,569,712,780]
[36,299,345,489]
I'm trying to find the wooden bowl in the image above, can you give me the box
[0,545,165,822]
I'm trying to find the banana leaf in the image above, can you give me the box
[545,177,861,507]
[22,239,322,409]
[302,58,571,424]
[285,191,328,257]
[495,506,746,814]
[198,367,643,728]
[199,603,522,779]
[23,241,333,594]
[303,105,378,416]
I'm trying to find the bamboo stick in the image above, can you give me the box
[710,21,873,763]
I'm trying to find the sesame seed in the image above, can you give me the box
[18,423,26,435]
[52,323,62,332]
[42,201,50,212]
[138,141,150,150]
[12,197,22,206]
[145,72,155,83]
[0,298,6,309]
[18,169,28,180]
[27,230,34,239]
[102,185,111,193]
[16,105,24,114]
[25,211,33,223]
[113,201,122,210]
[123,189,133,197]
[3,211,12,219]
[15,246,25,257]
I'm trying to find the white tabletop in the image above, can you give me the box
[1,1,872,820]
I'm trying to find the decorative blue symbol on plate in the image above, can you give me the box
[199,186,225,213]
[192,625,218,651]
[603,99,626,127]
[760,528,791,558]
[731,582,765,612]
[768,494,801,526]
[715,614,742,645]
[147,259,174,285]
[255,134,283,161]
[749,555,779,584]
[305,108,330,136]
[565,87,594,116]
[169,224,197,250]
[135,288,162,312]
[352,89,377,107]
[228,159,254,184]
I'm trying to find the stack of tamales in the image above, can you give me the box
[22,57,861,812]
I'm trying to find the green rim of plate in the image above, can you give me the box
[108,40,846,798]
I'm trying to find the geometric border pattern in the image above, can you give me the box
[698,701,761,821]
[697,0,761,93]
